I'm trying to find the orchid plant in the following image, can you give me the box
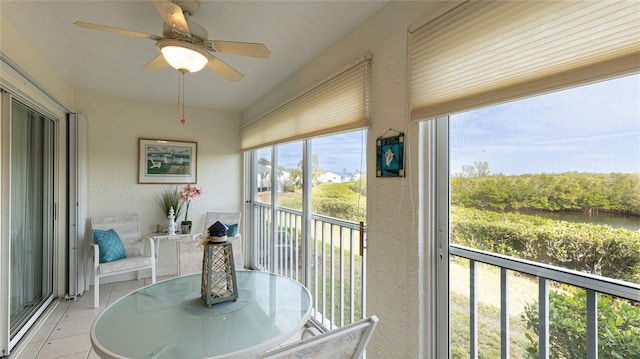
[179,184,203,222]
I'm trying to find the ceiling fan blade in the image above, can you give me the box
[143,54,169,71]
[206,40,271,59]
[207,57,244,81]
[74,21,162,40]
[152,0,190,35]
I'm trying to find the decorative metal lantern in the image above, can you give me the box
[201,221,238,306]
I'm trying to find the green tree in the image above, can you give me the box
[288,167,303,187]
[451,172,640,216]
[311,154,324,184]
[461,161,491,177]
[287,155,326,188]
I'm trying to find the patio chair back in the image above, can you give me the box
[176,212,243,276]
[253,315,379,359]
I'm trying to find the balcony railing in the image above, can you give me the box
[253,202,366,329]
[450,245,640,359]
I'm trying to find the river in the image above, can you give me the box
[516,210,640,231]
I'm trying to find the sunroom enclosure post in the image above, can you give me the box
[270,147,278,274]
[302,141,311,287]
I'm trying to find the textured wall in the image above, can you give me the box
[75,91,242,278]
[0,14,75,109]
[242,2,461,358]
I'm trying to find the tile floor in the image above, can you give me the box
[12,275,168,359]
[11,275,305,359]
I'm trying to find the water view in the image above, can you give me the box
[516,209,640,231]
[449,73,640,358]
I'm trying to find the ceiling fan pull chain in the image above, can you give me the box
[177,70,182,111]
[180,70,187,125]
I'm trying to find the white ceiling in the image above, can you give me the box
[0,0,387,112]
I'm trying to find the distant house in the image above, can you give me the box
[257,164,271,192]
[341,172,361,182]
[316,171,343,183]
[257,164,294,192]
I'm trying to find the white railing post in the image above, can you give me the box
[538,278,549,359]
[500,268,509,359]
[470,260,478,359]
[586,290,598,359]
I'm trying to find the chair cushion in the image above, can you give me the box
[99,255,153,275]
[93,229,127,263]
[225,223,239,237]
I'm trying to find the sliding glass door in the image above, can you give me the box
[7,98,56,347]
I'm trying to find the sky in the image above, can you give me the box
[270,130,367,175]
[450,74,640,175]
[264,74,640,176]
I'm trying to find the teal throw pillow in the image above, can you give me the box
[225,223,239,237]
[92,229,127,263]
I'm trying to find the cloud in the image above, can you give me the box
[451,74,640,175]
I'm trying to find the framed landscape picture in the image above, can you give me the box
[138,138,197,184]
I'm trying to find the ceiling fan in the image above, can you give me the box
[74,0,270,81]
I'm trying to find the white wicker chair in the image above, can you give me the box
[252,315,379,359]
[90,214,156,308]
[176,212,243,276]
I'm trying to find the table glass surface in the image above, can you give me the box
[91,271,312,359]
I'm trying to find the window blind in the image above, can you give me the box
[410,0,640,121]
[241,59,370,151]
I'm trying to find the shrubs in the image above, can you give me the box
[521,289,640,359]
[451,206,640,283]
[453,206,640,356]
[311,182,366,222]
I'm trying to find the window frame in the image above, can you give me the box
[245,130,368,329]
[429,76,640,357]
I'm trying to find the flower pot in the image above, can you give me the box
[181,221,192,234]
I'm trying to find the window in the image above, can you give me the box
[310,132,366,222]
[254,147,273,205]
[248,130,367,328]
[435,74,640,357]
[449,74,640,279]
[277,142,303,210]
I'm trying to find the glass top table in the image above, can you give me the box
[91,270,312,359]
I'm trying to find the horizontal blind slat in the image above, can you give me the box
[410,1,640,121]
[241,59,370,151]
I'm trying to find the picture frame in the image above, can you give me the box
[376,134,405,177]
[138,138,197,184]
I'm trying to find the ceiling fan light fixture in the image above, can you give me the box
[158,40,209,73]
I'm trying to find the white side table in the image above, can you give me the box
[145,232,202,275]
